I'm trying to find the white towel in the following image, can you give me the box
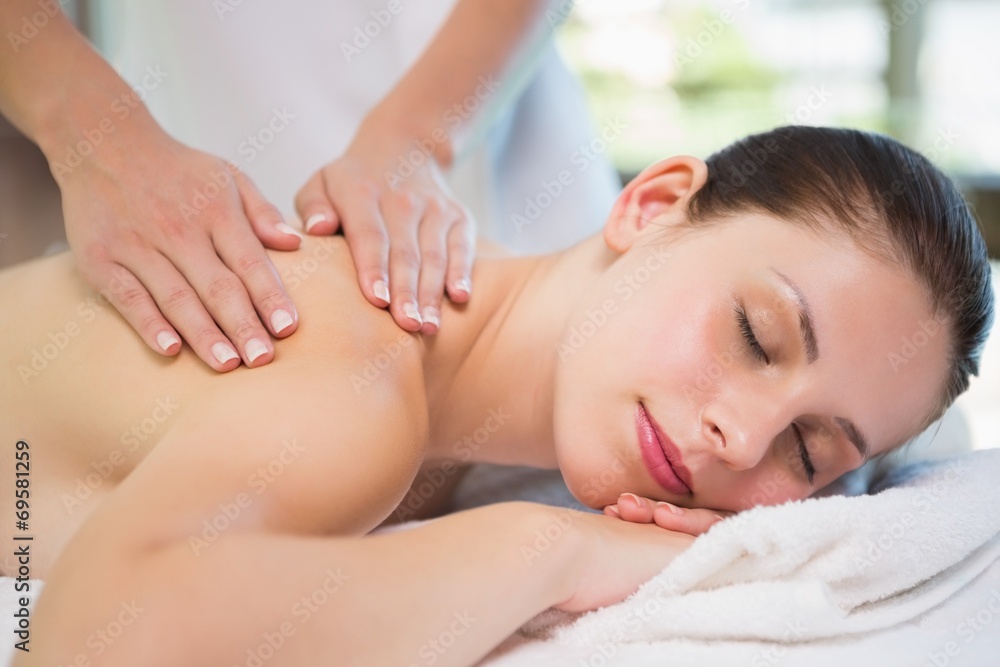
[479,450,1000,666]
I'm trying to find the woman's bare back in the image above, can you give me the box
[0,236,429,577]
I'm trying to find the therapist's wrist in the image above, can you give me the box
[360,100,457,171]
[38,84,164,183]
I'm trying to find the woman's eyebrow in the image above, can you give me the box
[769,266,871,462]
[770,267,819,363]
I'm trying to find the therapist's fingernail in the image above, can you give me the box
[373,280,390,304]
[403,302,423,325]
[270,309,294,334]
[422,307,440,329]
[656,501,683,515]
[276,222,303,239]
[452,278,471,297]
[305,213,328,233]
[156,331,180,352]
[245,338,268,364]
[211,342,239,365]
[605,505,621,517]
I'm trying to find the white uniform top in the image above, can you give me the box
[91,0,620,253]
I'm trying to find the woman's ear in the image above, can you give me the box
[603,156,708,253]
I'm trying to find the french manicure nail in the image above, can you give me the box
[211,342,239,365]
[422,307,440,328]
[452,278,471,296]
[656,501,683,515]
[245,338,268,364]
[403,302,423,324]
[606,506,621,517]
[156,331,180,352]
[270,309,294,334]
[276,222,303,239]
[373,280,390,304]
[621,492,643,507]
[305,213,328,233]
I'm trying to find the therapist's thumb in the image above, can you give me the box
[235,171,302,250]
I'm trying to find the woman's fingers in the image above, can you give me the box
[604,492,733,536]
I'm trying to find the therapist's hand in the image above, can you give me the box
[294,114,475,335]
[62,127,302,371]
[603,492,735,537]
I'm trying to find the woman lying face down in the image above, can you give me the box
[4,126,993,666]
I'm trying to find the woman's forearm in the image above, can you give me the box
[367,0,563,166]
[0,2,159,164]
[21,501,582,667]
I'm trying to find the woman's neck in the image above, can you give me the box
[420,234,616,469]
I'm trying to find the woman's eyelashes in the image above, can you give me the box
[792,423,816,484]
[735,303,770,364]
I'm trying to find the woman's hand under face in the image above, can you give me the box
[294,113,475,335]
[603,493,735,537]
[554,509,695,614]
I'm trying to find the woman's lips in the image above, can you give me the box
[636,403,694,496]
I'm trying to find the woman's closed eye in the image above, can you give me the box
[734,303,769,364]
[791,423,816,484]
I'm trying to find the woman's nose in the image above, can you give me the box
[702,400,786,471]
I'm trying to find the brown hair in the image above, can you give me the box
[685,125,994,432]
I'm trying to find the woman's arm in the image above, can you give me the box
[0,1,300,370]
[15,352,691,665]
[18,502,582,667]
